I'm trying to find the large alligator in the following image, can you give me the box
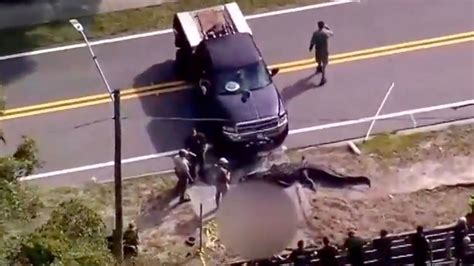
[241,162,371,191]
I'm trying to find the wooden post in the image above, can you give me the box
[112,89,123,262]
[199,203,203,251]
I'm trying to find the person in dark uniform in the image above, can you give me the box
[318,237,339,266]
[289,240,312,266]
[123,222,139,259]
[408,226,431,266]
[185,128,207,181]
[373,229,392,266]
[454,217,468,266]
[309,21,334,86]
[344,230,366,266]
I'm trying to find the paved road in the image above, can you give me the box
[1,0,473,108]
[0,0,473,186]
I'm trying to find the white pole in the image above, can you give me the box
[70,19,114,101]
[409,113,418,128]
[80,31,114,100]
[364,82,395,142]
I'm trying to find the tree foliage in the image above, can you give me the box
[9,199,113,265]
[0,90,113,265]
[12,135,42,176]
[0,137,43,222]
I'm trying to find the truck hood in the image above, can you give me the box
[215,84,282,123]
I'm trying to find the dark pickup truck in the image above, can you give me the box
[172,2,289,150]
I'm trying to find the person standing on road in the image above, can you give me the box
[373,229,392,266]
[173,149,194,203]
[185,128,207,182]
[309,20,334,86]
[214,157,231,209]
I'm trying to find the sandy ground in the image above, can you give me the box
[126,123,474,264]
[284,123,473,248]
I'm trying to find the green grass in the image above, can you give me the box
[360,124,474,160]
[9,173,178,238]
[360,132,425,158]
[2,173,205,264]
[0,0,326,55]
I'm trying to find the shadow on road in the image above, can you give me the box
[280,74,320,103]
[132,60,177,87]
[134,59,197,154]
[134,59,267,179]
[0,57,37,86]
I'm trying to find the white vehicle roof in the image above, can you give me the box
[175,2,253,48]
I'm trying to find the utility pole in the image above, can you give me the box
[69,19,123,262]
[112,89,123,262]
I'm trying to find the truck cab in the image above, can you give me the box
[172,2,289,150]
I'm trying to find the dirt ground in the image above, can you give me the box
[198,123,474,264]
[283,123,474,248]
[48,123,472,265]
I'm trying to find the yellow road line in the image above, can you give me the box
[0,86,190,121]
[0,31,473,121]
[273,30,474,68]
[6,31,474,115]
[279,35,474,73]
[3,80,187,115]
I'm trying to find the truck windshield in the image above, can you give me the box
[213,61,271,95]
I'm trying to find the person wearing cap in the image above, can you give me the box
[214,157,231,209]
[309,20,334,86]
[173,149,194,203]
[123,222,139,258]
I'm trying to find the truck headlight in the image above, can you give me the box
[222,125,236,133]
[278,112,288,126]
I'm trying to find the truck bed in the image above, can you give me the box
[175,2,252,48]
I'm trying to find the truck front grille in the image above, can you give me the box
[236,116,279,134]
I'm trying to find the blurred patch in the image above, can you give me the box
[215,180,298,260]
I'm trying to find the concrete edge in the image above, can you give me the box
[293,117,474,152]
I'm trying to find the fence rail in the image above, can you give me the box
[230,225,474,265]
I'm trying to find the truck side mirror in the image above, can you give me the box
[199,79,210,95]
[269,68,280,77]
